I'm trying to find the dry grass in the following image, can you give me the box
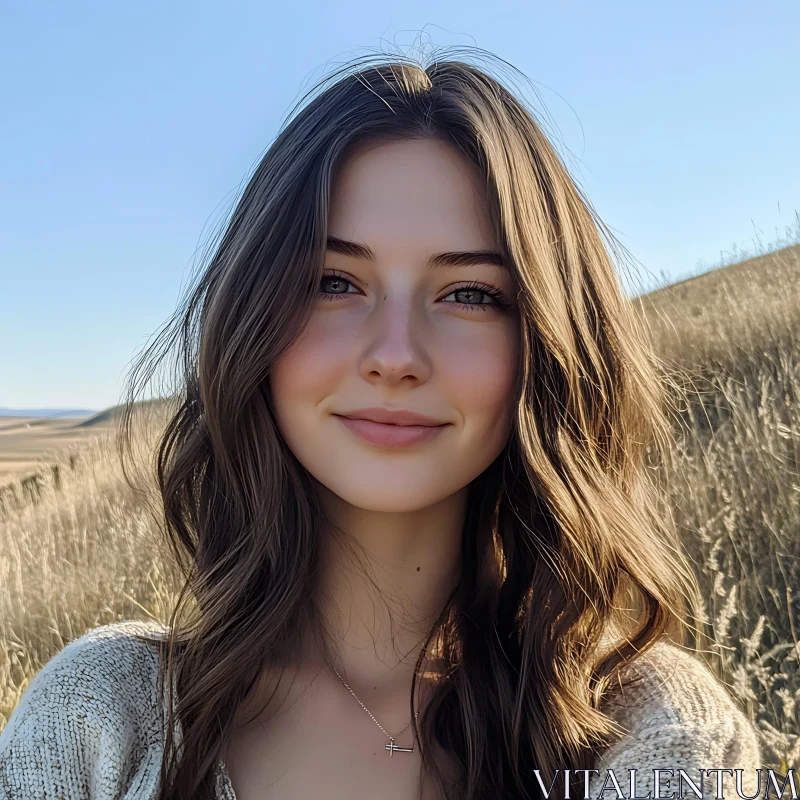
[0,400,187,721]
[1,224,799,771]
[634,233,800,771]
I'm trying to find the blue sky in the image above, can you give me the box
[2,0,798,410]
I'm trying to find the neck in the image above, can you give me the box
[305,481,466,695]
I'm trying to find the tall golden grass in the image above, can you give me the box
[1,224,799,772]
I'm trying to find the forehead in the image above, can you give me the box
[328,138,497,251]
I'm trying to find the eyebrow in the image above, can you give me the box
[326,235,508,270]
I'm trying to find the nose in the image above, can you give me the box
[358,293,432,386]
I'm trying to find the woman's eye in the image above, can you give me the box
[319,272,357,299]
[318,271,511,313]
[440,284,511,312]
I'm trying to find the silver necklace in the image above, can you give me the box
[330,664,419,757]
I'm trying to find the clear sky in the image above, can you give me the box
[2,0,798,410]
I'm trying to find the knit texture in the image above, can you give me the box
[0,619,763,799]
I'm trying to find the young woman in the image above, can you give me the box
[0,48,762,800]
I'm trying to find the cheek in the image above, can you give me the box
[271,321,350,404]
[269,330,345,453]
[441,330,517,427]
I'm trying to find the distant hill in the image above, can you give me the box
[0,408,98,418]
[0,398,171,487]
[74,404,126,428]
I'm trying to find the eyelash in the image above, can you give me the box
[318,270,512,313]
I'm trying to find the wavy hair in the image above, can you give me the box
[117,45,703,800]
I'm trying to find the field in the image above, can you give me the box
[1,232,799,772]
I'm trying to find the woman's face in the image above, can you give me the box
[270,137,519,513]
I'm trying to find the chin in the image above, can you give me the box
[322,481,449,514]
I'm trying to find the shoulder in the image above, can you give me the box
[7,618,167,723]
[589,640,763,797]
[599,639,752,734]
[0,619,169,798]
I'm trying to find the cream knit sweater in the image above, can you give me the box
[0,619,764,799]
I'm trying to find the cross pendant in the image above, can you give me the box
[385,738,414,757]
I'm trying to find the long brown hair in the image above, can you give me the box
[117,45,702,800]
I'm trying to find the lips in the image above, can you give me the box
[336,415,447,449]
[337,406,445,427]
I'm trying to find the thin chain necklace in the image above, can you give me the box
[330,664,419,757]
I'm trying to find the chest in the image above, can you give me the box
[222,726,431,800]
[221,671,449,800]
